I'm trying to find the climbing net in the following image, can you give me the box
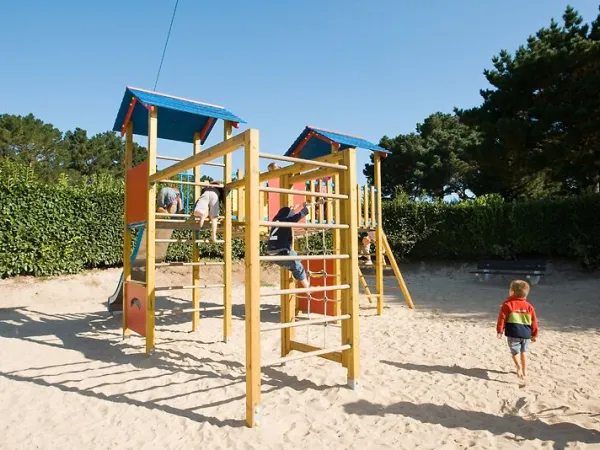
[296,183,340,347]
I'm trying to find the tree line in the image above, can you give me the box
[364,5,600,201]
[0,113,147,183]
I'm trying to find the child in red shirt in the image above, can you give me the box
[496,280,539,380]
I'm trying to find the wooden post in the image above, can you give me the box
[339,147,360,390]
[331,149,342,318]
[356,184,362,228]
[383,234,415,309]
[244,129,261,427]
[122,121,134,338]
[237,168,245,220]
[223,121,233,342]
[370,186,376,229]
[280,174,294,356]
[308,180,316,223]
[318,180,324,223]
[145,107,158,355]
[363,184,369,229]
[191,132,201,331]
[374,153,384,315]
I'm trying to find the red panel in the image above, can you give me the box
[126,283,146,336]
[126,161,148,225]
[297,259,336,316]
[266,177,280,220]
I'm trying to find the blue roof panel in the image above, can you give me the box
[284,126,390,159]
[112,87,246,144]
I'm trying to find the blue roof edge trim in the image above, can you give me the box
[284,126,391,158]
[112,86,246,144]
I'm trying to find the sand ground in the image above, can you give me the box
[1,261,600,449]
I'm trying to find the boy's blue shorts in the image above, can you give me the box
[507,337,530,355]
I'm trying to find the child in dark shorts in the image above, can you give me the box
[496,280,539,380]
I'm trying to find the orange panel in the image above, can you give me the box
[126,283,147,336]
[266,177,280,220]
[127,161,148,225]
[297,259,336,316]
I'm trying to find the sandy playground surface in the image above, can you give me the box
[1,261,600,449]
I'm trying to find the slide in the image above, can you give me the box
[107,227,175,313]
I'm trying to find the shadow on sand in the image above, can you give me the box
[344,399,600,450]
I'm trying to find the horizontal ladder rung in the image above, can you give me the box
[259,186,348,200]
[258,152,348,171]
[158,179,225,187]
[156,306,225,316]
[261,284,350,297]
[155,284,225,291]
[264,344,351,367]
[261,314,350,332]
[307,271,342,277]
[155,261,225,267]
[156,155,225,167]
[124,280,146,286]
[261,254,349,262]
[155,239,225,244]
[259,221,348,230]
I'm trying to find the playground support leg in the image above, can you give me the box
[122,121,133,338]
[374,153,384,315]
[280,174,295,357]
[340,147,360,389]
[244,129,262,427]
[192,132,201,332]
[223,121,233,343]
[145,107,158,355]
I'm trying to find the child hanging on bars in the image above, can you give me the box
[157,186,183,215]
[193,181,223,242]
[266,202,312,289]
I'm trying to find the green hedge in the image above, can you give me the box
[382,194,600,268]
[2,159,600,278]
[0,161,246,278]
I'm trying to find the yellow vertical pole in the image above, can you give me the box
[318,180,324,223]
[191,132,201,331]
[238,169,245,220]
[244,129,261,427]
[331,143,342,318]
[363,184,369,228]
[340,147,360,389]
[145,107,158,355]
[356,184,362,229]
[280,174,294,356]
[309,180,316,223]
[122,121,134,338]
[374,153,384,315]
[370,186,376,229]
[223,121,233,343]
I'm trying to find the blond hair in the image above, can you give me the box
[510,280,530,298]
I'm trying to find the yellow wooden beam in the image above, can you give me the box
[145,107,158,355]
[223,121,234,343]
[244,129,261,428]
[374,153,384,315]
[331,144,342,318]
[227,152,346,191]
[382,233,415,309]
[280,174,295,357]
[340,147,360,389]
[149,131,246,183]
[192,132,201,332]
[122,121,133,338]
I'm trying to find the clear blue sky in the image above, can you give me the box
[1,0,598,182]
